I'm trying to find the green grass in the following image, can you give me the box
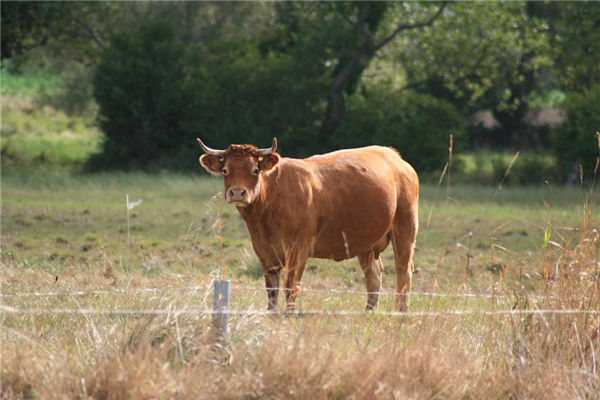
[1,62,101,172]
[1,172,598,399]
[1,63,61,98]
[1,113,102,170]
[1,172,592,293]
[1,62,597,398]
[1,103,102,171]
[0,64,597,399]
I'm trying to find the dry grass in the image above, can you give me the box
[1,171,599,399]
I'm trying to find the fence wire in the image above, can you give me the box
[2,304,598,318]
[2,281,582,319]
[0,284,539,300]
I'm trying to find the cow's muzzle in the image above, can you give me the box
[226,187,250,207]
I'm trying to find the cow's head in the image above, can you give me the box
[197,138,280,207]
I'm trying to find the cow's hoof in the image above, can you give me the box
[283,306,298,318]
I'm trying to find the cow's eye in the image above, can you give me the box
[252,167,259,175]
[222,167,228,176]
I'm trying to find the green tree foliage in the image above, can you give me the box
[262,2,447,135]
[555,3,600,92]
[1,1,50,59]
[1,1,127,64]
[89,2,456,170]
[529,1,600,92]
[183,37,329,157]
[551,87,600,180]
[89,19,190,170]
[331,89,465,173]
[90,5,328,170]
[1,2,138,117]
[386,2,552,146]
[5,1,598,176]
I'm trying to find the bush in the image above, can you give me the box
[181,38,329,159]
[449,151,562,186]
[88,19,191,171]
[551,87,600,182]
[330,89,466,173]
[491,153,560,185]
[50,62,97,116]
[89,23,330,170]
[88,21,468,172]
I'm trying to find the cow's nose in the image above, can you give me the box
[228,188,247,201]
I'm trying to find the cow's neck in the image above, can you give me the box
[236,166,280,224]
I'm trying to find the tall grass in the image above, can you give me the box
[1,168,599,398]
[2,256,598,399]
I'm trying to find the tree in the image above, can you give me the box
[551,87,600,181]
[1,1,128,64]
[528,1,600,93]
[326,2,449,134]
[261,2,448,136]
[555,3,600,92]
[1,2,60,60]
[182,34,331,157]
[332,88,465,172]
[384,2,552,147]
[89,19,190,170]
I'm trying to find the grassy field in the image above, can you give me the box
[1,171,599,399]
[1,64,102,173]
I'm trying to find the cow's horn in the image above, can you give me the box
[257,137,277,156]
[197,138,226,157]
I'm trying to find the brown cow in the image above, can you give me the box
[197,138,419,312]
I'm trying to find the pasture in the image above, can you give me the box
[1,172,599,399]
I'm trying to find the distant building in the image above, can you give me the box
[524,108,565,129]
[466,108,565,130]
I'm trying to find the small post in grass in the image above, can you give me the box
[126,193,130,246]
[213,280,230,343]
[126,194,142,246]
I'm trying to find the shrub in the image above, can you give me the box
[89,25,329,170]
[88,19,191,171]
[330,89,466,173]
[181,37,329,159]
[51,62,97,116]
[551,87,600,182]
[492,153,560,185]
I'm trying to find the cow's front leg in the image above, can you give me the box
[264,268,280,311]
[283,258,307,313]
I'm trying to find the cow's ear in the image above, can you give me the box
[259,153,280,173]
[199,154,224,175]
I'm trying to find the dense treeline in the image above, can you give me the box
[2,1,599,177]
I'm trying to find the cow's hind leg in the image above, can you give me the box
[358,251,384,311]
[391,208,418,312]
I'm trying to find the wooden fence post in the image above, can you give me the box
[212,280,230,342]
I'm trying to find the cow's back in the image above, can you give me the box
[301,146,418,260]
